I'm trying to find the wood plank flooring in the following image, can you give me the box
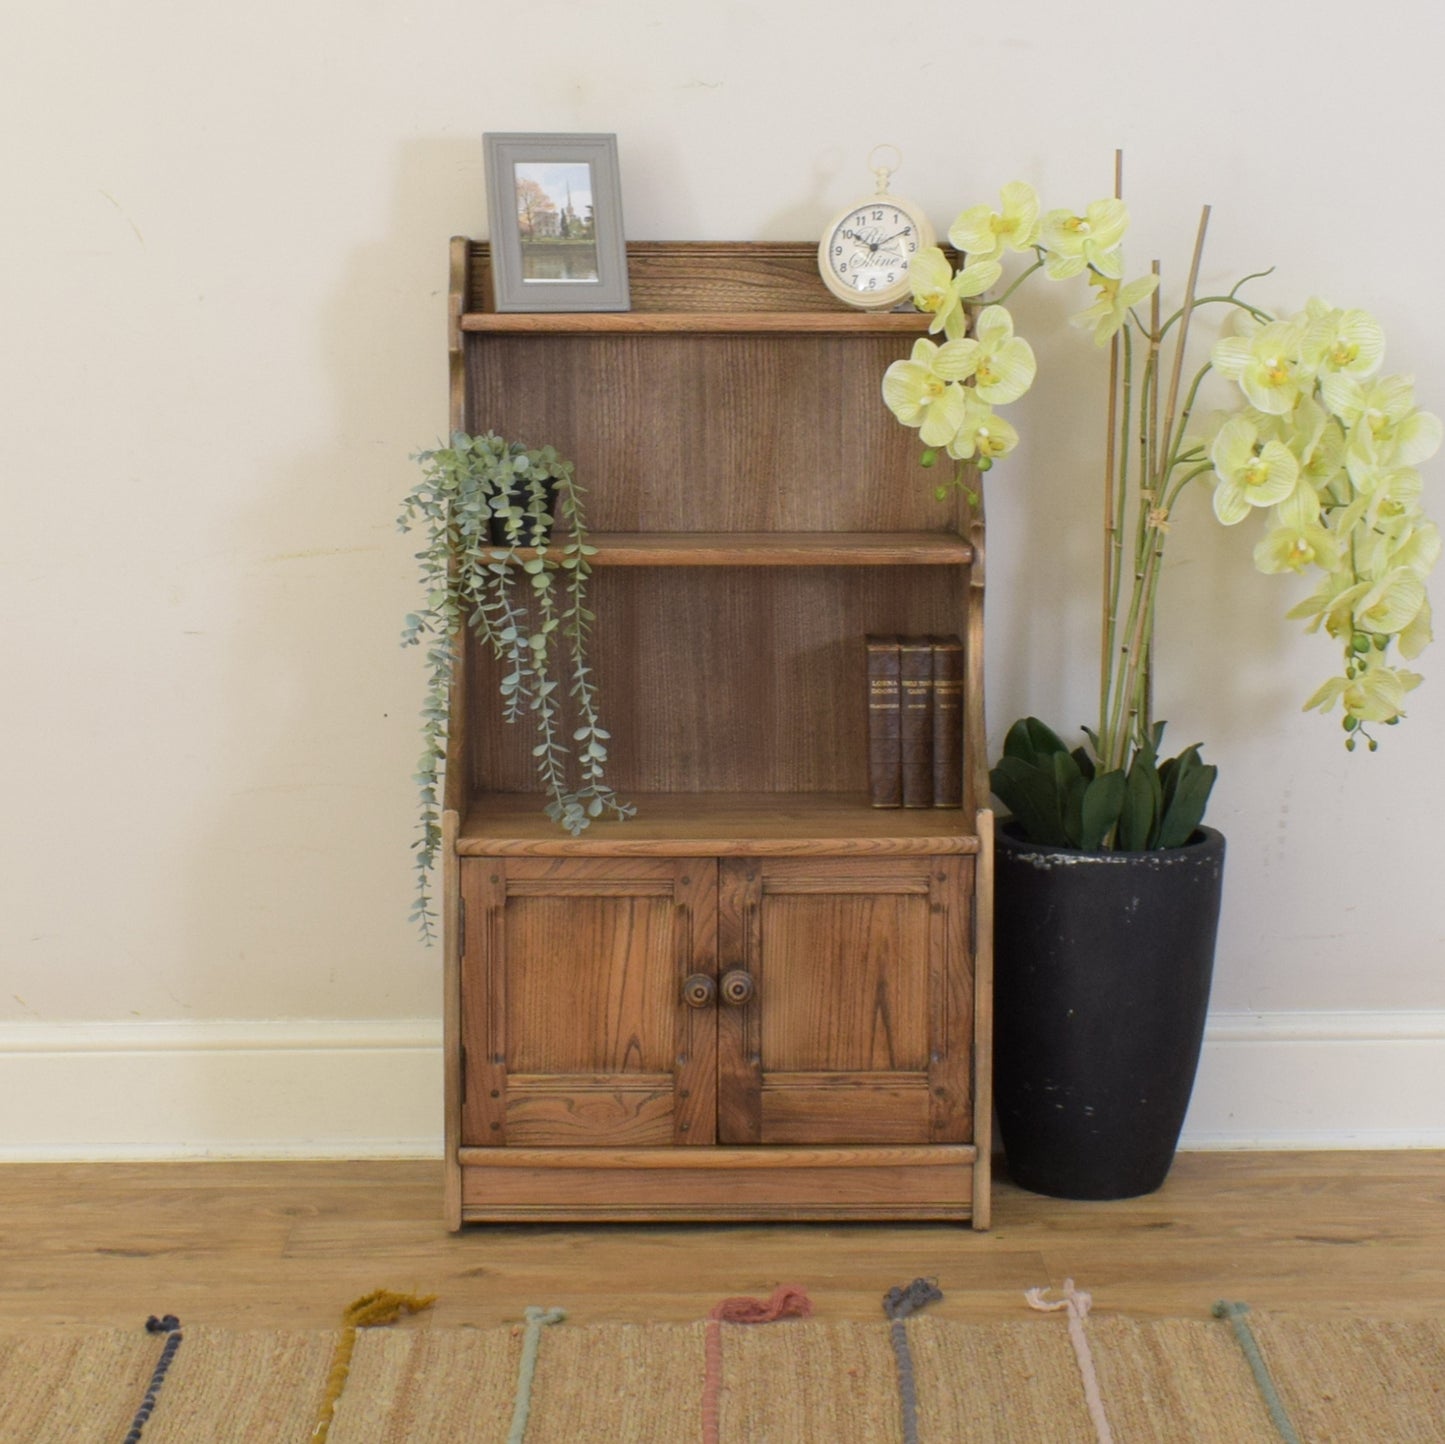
[3,1153,1442,1331]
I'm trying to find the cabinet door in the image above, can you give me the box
[460,857,717,1147]
[716,856,973,1146]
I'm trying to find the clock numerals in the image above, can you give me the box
[821,192,931,306]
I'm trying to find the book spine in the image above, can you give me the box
[865,635,902,808]
[930,635,964,808]
[899,638,934,809]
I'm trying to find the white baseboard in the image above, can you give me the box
[1182,1010,1445,1148]
[0,1012,1441,1160]
[0,1020,443,1160]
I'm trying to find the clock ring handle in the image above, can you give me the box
[867,142,903,189]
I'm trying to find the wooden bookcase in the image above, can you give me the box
[441,240,993,1228]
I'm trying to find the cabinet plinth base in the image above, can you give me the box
[455,1145,984,1225]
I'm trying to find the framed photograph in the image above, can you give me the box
[483,132,631,313]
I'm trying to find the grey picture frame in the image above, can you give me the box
[483,132,630,313]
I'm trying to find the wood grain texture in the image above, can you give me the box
[929,856,974,1144]
[497,531,973,566]
[716,859,763,1146]
[972,809,995,1227]
[465,335,939,532]
[441,810,462,1229]
[445,240,990,1225]
[460,1144,978,1221]
[461,240,959,316]
[759,1074,932,1144]
[502,1076,675,1146]
[469,569,969,796]
[711,856,968,1151]
[460,858,717,1151]
[456,793,980,856]
[6,1155,1445,1329]
[461,311,935,334]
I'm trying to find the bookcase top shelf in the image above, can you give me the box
[517,532,974,567]
[460,311,934,336]
[455,792,980,856]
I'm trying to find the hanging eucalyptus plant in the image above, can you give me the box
[399,431,633,937]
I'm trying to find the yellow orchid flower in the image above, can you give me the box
[910,248,1001,342]
[1399,594,1433,659]
[1300,300,1385,381]
[1070,270,1160,347]
[945,389,1020,463]
[1281,397,1347,493]
[1254,518,1342,575]
[969,305,1037,405]
[1209,415,1300,524]
[1324,373,1443,467]
[881,336,978,446]
[1211,320,1308,415]
[947,182,1042,262]
[1384,519,1441,577]
[1040,199,1128,280]
[1305,657,1421,725]
[1354,567,1428,636]
[1287,570,1370,639]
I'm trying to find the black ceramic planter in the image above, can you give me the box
[993,824,1225,1200]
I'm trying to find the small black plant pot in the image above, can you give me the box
[993,823,1225,1200]
[488,477,558,546]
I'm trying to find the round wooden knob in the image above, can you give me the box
[719,969,755,1006]
[681,973,716,1009]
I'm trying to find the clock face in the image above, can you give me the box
[824,200,924,303]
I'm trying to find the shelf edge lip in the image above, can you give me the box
[498,533,974,567]
[459,310,933,334]
[455,835,980,857]
[458,1144,979,1168]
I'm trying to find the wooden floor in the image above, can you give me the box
[4,1153,1443,1331]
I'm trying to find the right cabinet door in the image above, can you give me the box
[716,855,974,1146]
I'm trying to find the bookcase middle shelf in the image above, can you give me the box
[455,791,981,855]
[498,531,974,567]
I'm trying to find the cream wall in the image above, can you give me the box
[2,0,1442,1153]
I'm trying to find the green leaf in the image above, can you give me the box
[1157,759,1218,848]
[1116,756,1162,851]
[1002,716,1069,767]
[990,756,1068,846]
[1079,769,1127,850]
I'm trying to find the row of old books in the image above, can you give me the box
[866,635,963,809]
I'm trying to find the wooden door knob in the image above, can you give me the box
[719,969,755,1006]
[681,973,717,1009]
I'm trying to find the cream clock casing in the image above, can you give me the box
[818,190,935,310]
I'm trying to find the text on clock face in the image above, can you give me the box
[831,208,917,275]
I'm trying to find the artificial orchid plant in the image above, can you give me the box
[883,172,1439,849]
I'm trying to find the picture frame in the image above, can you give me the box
[483,132,631,313]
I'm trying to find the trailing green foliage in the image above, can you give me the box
[398,431,633,939]
[990,716,1217,852]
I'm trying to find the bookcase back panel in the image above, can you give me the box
[464,334,940,532]
[466,566,967,795]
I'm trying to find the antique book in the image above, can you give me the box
[865,635,902,808]
[899,637,934,809]
[930,635,964,807]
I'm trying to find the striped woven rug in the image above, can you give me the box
[3,1289,1442,1442]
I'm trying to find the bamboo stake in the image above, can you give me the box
[1100,151,1123,741]
[1111,206,1212,759]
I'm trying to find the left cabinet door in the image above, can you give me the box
[459,857,719,1147]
